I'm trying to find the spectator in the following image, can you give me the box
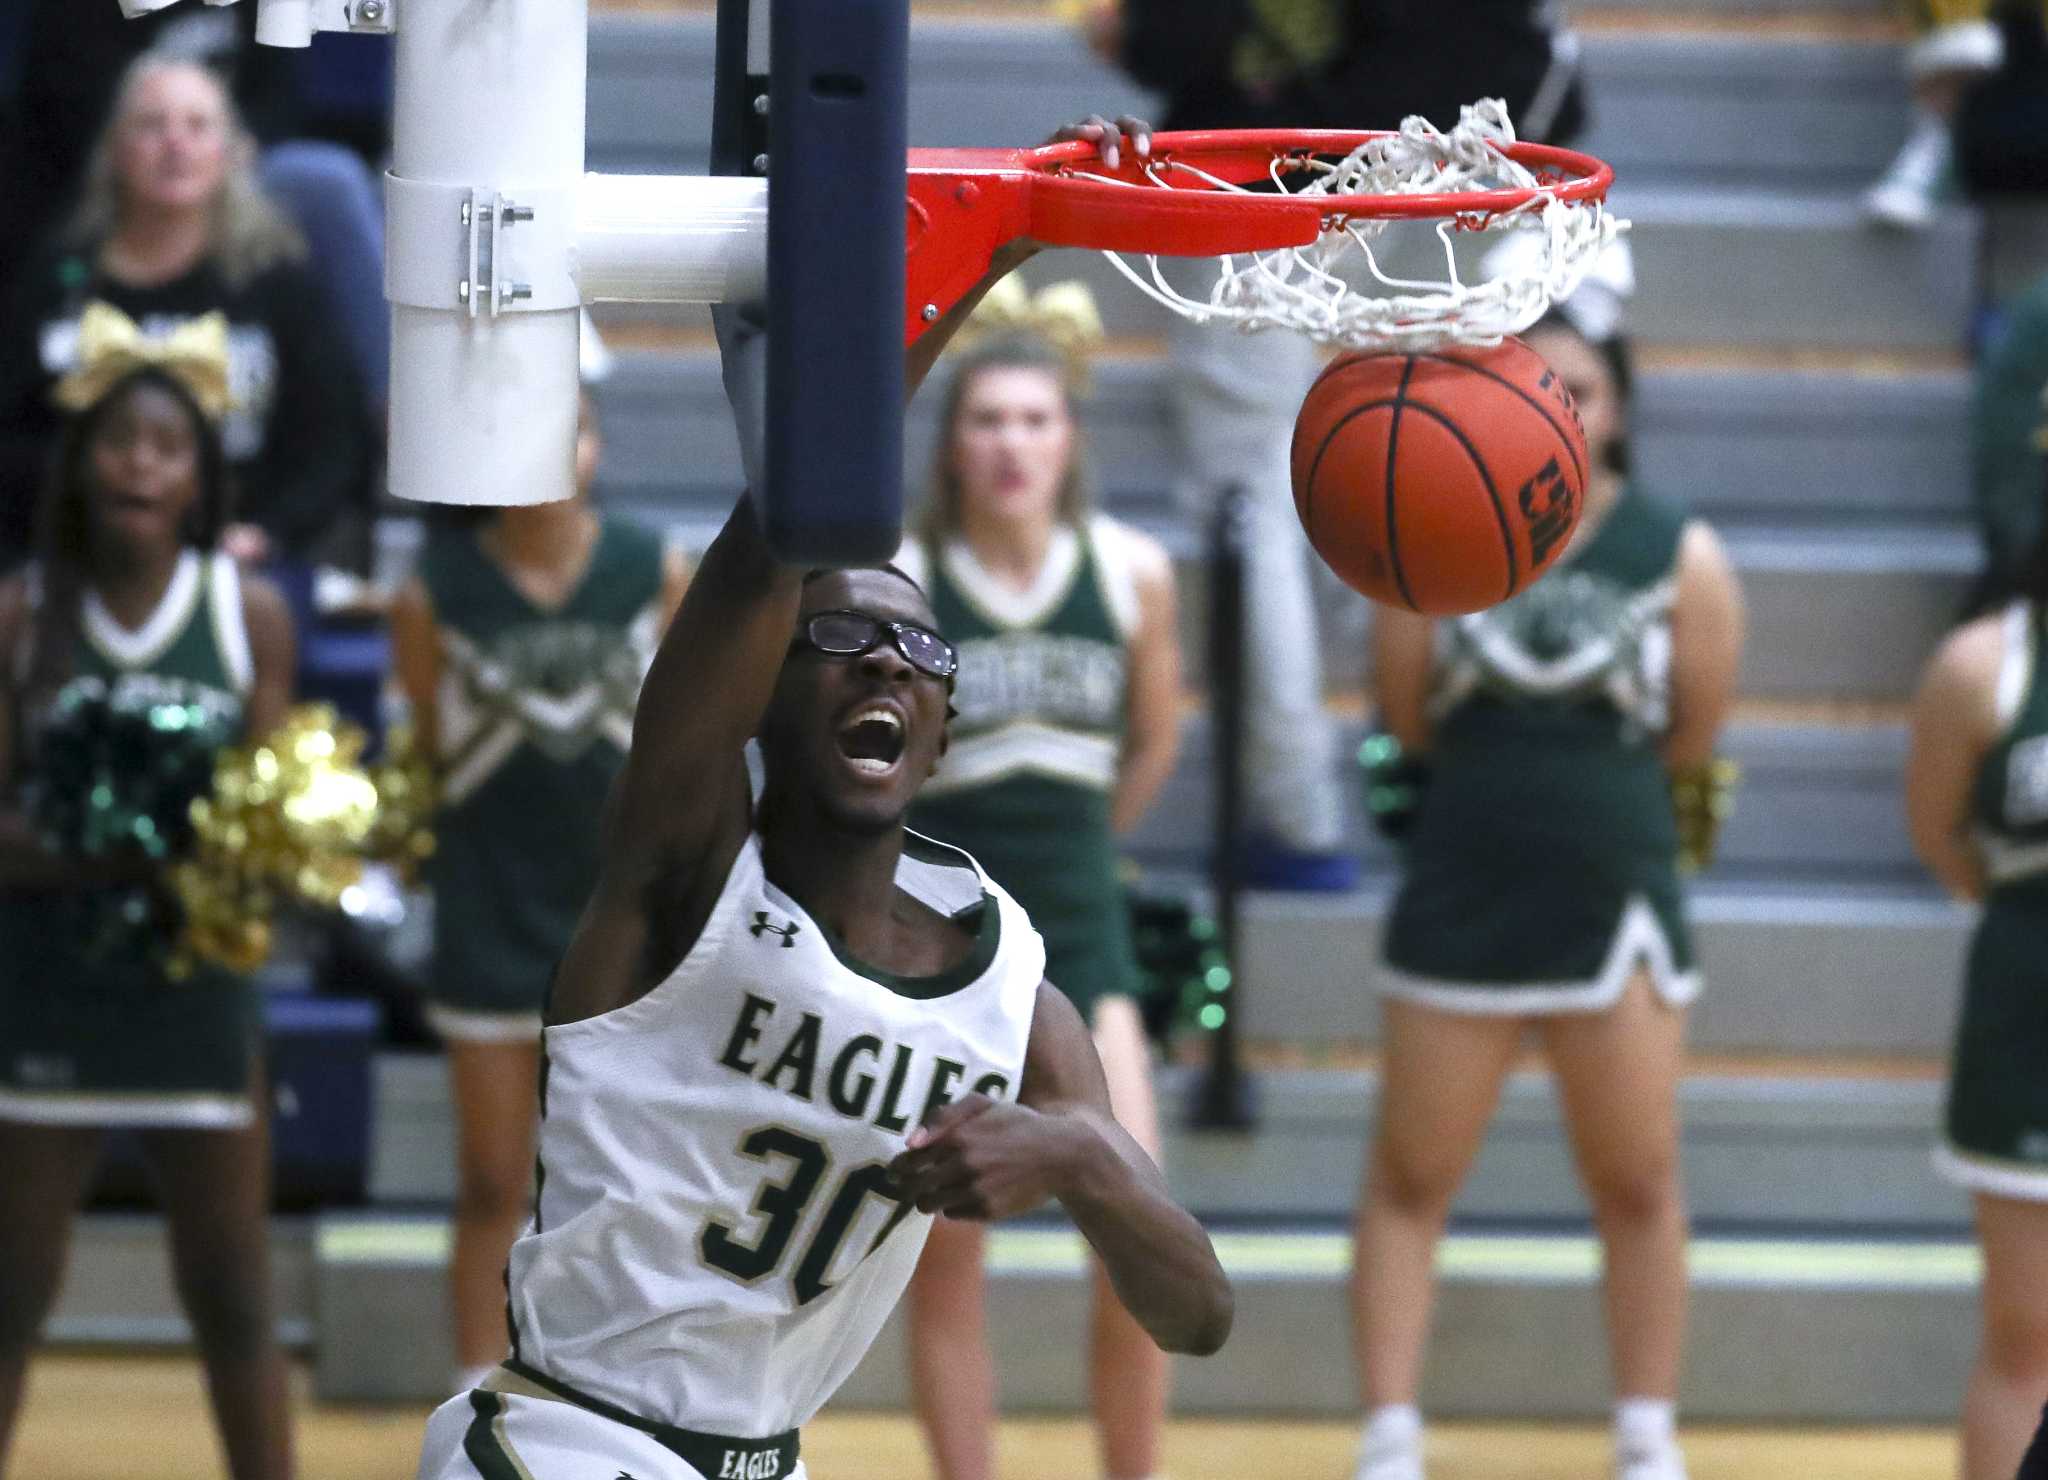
[1350,305,1744,1480]
[0,54,372,576]
[1866,0,2048,228]
[1098,0,1588,888]
[0,2,392,408]
[385,386,688,1395]
[896,285,1183,1480]
[0,318,297,1480]
[1905,465,2048,1479]
[1971,267,2048,593]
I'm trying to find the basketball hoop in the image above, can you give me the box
[906,100,1623,352]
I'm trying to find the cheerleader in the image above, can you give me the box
[1352,305,1745,1480]
[0,305,297,1479]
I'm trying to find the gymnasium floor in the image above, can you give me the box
[13,1354,1956,1480]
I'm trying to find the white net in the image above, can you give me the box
[1093,99,1624,352]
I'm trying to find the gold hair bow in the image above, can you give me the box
[957,276,1105,392]
[52,302,234,422]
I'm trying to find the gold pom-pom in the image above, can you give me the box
[166,706,439,977]
[1670,757,1741,875]
[364,724,437,887]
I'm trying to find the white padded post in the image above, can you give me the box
[576,174,767,305]
[252,0,313,47]
[387,0,588,506]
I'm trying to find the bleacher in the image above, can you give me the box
[56,0,2044,1423]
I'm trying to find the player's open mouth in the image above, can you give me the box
[835,704,906,775]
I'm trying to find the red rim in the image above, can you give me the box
[914,128,1615,223]
[899,129,1614,346]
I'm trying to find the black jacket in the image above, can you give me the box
[0,242,371,568]
[1121,0,1584,144]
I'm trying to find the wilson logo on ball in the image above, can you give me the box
[1518,457,1579,569]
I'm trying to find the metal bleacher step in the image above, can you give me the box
[1730,523,1975,700]
[1129,713,1928,884]
[51,1045,1972,1420]
[588,183,1983,355]
[582,10,1980,352]
[1575,28,1909,193]
[1235,879,1969,1059]
[588,344,1972,527]
[1575,2,1890,18]
[292,1211,1978,1421]
[576,344,1979,703]
[362,1055,1961,1231]
[586,9,1912,191]
[836,1223,1982,1422]
[45,1215,317,1351]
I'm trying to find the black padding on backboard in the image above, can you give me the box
[758,0,908,564]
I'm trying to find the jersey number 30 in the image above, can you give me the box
[700,1126,915,1305]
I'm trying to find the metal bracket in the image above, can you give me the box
[457,192,536,319]
[338,0,396,34]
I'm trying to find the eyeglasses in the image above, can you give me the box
[791,609,959,681]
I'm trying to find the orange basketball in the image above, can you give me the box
[1288,338,1588,616]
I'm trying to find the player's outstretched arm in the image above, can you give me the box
[888,982,1233,1356]
[550,495,801,1021]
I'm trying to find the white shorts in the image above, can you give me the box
[417,1385,808,1480]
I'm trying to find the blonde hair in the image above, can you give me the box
[65,55,305,289]
[917,331,1094,546]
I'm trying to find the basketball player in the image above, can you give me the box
[388,384,689,1394]
[415,116,1231,1480]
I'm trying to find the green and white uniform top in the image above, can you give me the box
[1970,600,2048,889]
[0,550,259,1128]
[900,515,1145,1019]
[497,829,1042,1440]
[1380,486,1699,1016]
[1937,599,2048,1199]
[418,517,666,1039]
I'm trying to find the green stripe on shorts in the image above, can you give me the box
[463,1391,525,1480]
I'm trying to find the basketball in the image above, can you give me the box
[1288,338,1589,616]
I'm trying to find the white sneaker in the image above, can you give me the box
[1613,1435,1689,1480]
[1865,113,1951,230]
[1353,1435,1424,1480]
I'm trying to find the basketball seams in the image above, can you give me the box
[1395,400,1520,604]
[1382,357,1420,611]
[1305,383,1511,614]
[1304,398,1403,608]
[1418,349,1588,495]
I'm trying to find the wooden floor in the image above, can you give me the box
[9,1355,1959,1480]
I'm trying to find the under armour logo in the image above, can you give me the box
[749,912,800,947]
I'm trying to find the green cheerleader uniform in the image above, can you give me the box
[904,516,1144,1021]
[1380,486,1699,1014]
[0,551,259,1128]
[419,517,664,1040]
[1936,600,2048,1199]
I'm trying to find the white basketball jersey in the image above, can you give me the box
[504,829,1044,1438]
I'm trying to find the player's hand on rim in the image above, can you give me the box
[983,114,1152,277]
[887,1091,1108,1221]
[1049,113,1153,172]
